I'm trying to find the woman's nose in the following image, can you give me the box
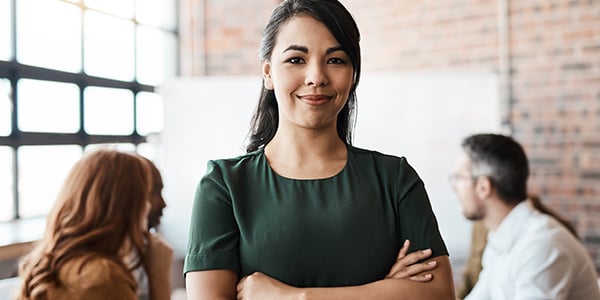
[304,62,328,87]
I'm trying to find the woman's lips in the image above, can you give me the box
[298,94,332,105]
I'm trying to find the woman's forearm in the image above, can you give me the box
[301,277,454,300]
[186,270,238,300]
[237,256,455,300]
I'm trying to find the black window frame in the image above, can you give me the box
[0,0,179,221]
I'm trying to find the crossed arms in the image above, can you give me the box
[186,240,455,300]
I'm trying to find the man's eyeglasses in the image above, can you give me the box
[448,173,475,186]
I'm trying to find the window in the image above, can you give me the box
[0,0,177,222]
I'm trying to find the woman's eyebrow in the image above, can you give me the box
[283,45,308,53]
[282,45,345,54]
[325,46,345,55]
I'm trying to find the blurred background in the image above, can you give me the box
[0,0,598,293]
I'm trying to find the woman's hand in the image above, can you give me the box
[386,240,437,281]
[237,272,302,300]
[145,233,174,300]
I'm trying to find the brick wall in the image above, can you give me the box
[180,0,600,271]
[508,0,600,270]
[179,0,277,76]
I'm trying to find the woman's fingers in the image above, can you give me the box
[396,239,410,259]
[408,273,434,282]
[387,248,432,276]
[386,240,436,280]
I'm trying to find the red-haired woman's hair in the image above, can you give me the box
[529,194,579,239]
[18,149,153,300]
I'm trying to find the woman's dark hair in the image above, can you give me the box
[246,0,361,152]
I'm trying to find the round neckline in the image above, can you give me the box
[261,144,351,182]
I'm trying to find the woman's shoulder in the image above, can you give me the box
[205,148,265,174]
[348,145,421,183]
[58,256,133,290]
[348,145,409,166]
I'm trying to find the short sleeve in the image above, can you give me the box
[396,159,448,258]
[183,160,240,276]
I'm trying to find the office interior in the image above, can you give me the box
[0,0,599,296]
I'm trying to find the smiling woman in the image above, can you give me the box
[183,0,455,299]
[262,15,354,138]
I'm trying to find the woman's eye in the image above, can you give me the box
[286,57,304,64]
[327,57,347,64]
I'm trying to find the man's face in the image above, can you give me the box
[450,153,485,221]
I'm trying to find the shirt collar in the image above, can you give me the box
[486,201,534,254]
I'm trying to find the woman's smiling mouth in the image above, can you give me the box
[297,94,332,106]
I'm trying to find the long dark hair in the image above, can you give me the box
[246,0,361,152]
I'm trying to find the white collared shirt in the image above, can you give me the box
[465,201,600,300]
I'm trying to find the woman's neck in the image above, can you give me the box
[265,129,348,179]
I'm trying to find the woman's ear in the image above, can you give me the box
[262,61,274,90]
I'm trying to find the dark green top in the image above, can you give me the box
[184,145,448,287]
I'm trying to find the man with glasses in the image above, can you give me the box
[449,133,600,300]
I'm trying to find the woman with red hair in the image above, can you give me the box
[17,149,172,300]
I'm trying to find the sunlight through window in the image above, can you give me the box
[0,79,11,136]
[2,0,178,220]
[84,143,136,153]
[84,0,134,19]
[84,10,135,81]
[16,0,81,72]
[17,79,80,133]
[0,0,11,61]
[137,91,164,135]
[0,146,13,221]
[18,145,82,218]
[84,86,134,135]
[137,142,159,161]
[137,0,177,30]
[137,25,177,85]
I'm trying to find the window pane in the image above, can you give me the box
[136,0,177,30]
[0,0,11,61]
[137,142,158,161]
[0,146,14,221]
[84,143,135,153]
[84,0,134,19]
[0,79,11,136]
[137,27,177,86]
[136,91,163,135]
[84,10,135,81]
[17,79,80,133]
[18,145,82,218]
[16,0,81,72]
[84,86,134,135]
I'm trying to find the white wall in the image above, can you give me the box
[158,72,500,266]
[158,76,261,257]
[353,71,500,265]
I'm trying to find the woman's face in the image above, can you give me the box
[262,15,354,133]
[141,198,151,230]
[147,167,166,229]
